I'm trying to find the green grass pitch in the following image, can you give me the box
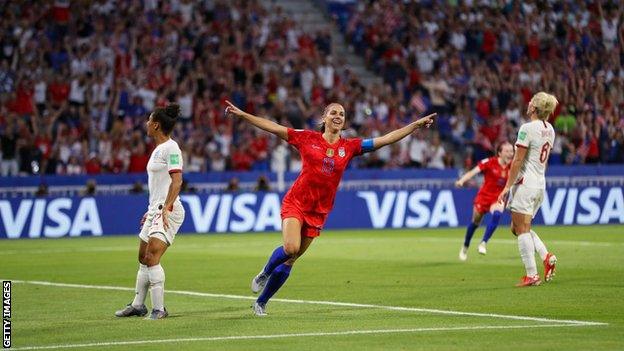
[1,225,623,350]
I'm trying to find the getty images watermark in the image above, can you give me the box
[3,281,10,348]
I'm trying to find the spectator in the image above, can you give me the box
[408,131,427,168]
[129,180,144,194]
[35,183,49,197]
[83,179,97,196]
[426,133,446,170]
[0,117,19,176]
[187,144,207,173]
[255,175,271,192]
[128,142,149,173]
[226,177,240,192]
[85,152,102,174]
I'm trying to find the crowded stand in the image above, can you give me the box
[338,0,624,167]
[1,0,623,179]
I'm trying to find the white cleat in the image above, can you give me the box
[251,271,269,294]
[459,246,468,261]
[252,302,267,316]
[478,242,487,255]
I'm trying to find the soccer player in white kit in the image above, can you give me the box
[115,103,185,319]
[497,92,558,287]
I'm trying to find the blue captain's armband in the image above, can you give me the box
[362,138,374,153]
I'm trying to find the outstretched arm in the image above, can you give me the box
[369,113,436,151]
[455,166,481,187]
[224,100,288,141]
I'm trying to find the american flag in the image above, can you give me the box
[410,94,427,114]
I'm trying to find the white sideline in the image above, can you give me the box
[10,280,607,326]
[10,324,592,350]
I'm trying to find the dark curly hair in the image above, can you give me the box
[152,103,180,135]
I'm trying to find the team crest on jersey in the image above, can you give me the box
[326,148,334,157]
[338,147,345,157]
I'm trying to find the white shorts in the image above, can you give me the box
[139,202,185,245]
[507,185,544,218]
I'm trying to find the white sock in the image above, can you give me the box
[530,230,548,261]
[148,264,165,311]
[131,264,149,308]
[517,233,538,276]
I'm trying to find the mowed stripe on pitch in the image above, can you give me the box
[10,324,595,350]
[9,279,608,326]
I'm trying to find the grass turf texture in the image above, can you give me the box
[1,225,623,350]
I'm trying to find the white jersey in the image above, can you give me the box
[147,139,183,210]
[514,120,555,189]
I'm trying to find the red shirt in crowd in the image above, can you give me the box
[14,85,35,115]
[48,82,70,105]
[85,158,102,174]
[482,30,497,54]
[128,153,149,173]
[34,135,52,160]
[52,0,70,23]
[475,98,491,119]
[231,148,254,171]
[251,135,269,160]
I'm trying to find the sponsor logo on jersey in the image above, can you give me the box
[326,148,334,157]
[338,147,345,157]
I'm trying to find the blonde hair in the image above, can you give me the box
[530,92,558,120]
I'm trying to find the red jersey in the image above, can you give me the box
[283,128,362,214]
[476,157,509,200]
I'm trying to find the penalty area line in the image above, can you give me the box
[8,279,608,327]
[10,324,593,350]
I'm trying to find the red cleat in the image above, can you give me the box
[516,275,541,287]
[544,253,557,282]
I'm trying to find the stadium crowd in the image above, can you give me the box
[0,0,623,177]
[343,0,624,167]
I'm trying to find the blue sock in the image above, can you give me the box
[463,222,479,248]
[482,211,502,243]
[262,246,291,275]
[257,264,292,305]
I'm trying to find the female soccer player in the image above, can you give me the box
[224,100,435,316]
[497,92,558,287]
[455,142,514,260]
[115,103,185,319]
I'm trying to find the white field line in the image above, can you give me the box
[8,324,594,350]
[9,280,607,326]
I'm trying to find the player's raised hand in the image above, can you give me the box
[455,180,464,187]
[414,113,436,129]
[224,100,245,118]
